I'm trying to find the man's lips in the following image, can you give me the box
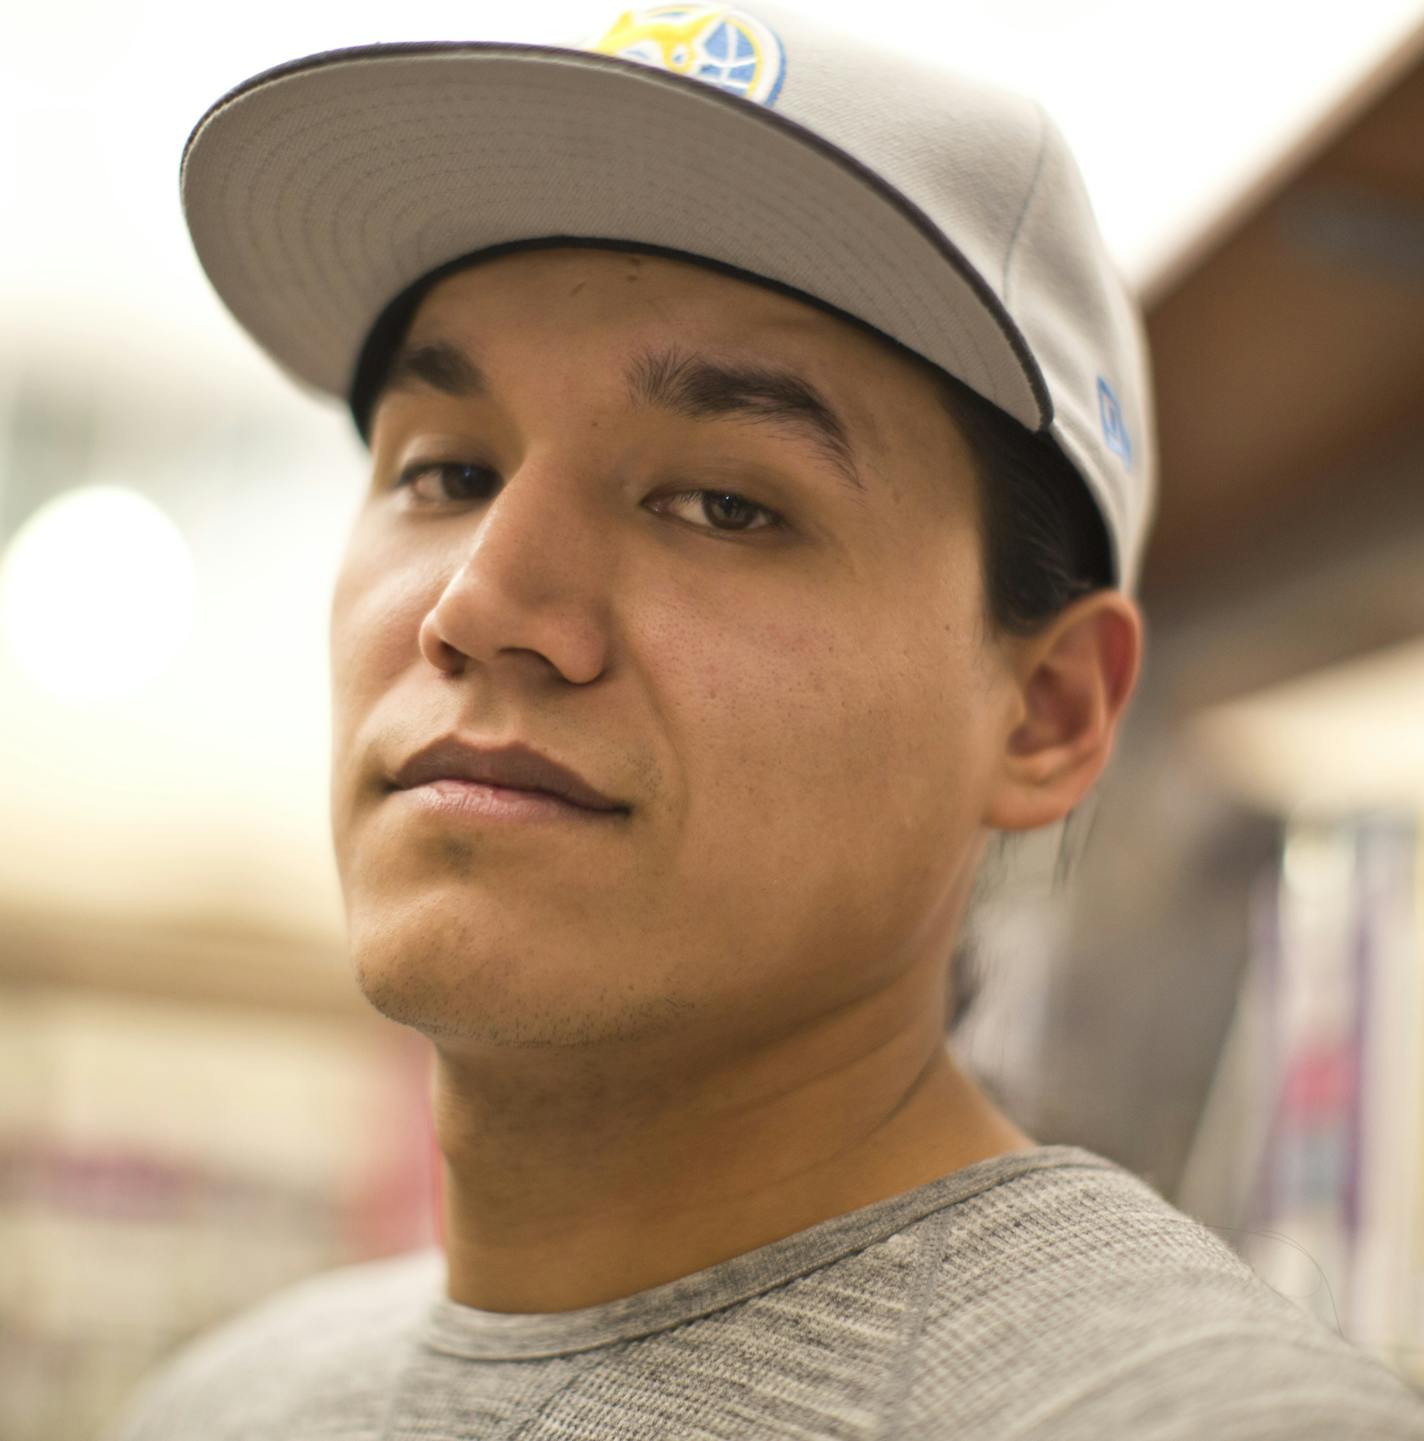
[397,776,623,824]
[388,735,629,814]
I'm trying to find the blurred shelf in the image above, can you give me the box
[0,899,374,1025]
[1141,41,1424,687]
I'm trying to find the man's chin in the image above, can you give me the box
[345,933,694,1052]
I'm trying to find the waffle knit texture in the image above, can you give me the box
[100,1144,1424,1440]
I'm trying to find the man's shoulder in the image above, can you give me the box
[921,1147,1265,1292]
[99,1246,444,1441]
[907,1152,1424,1438]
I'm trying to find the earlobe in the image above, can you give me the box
[981,592,1143,834]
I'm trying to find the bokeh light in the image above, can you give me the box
[0,484,196,702]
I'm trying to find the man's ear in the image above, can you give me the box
[981,590,1144,834]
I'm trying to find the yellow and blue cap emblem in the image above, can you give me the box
[585,5,787,106]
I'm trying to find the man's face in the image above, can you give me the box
[329,247,1011,1055]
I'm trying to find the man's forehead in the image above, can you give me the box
[417,244,784,303]
[366,255,981,523]
[376,247,958,472]
[407,248,890,376]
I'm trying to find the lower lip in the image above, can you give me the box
[394,779,623,823]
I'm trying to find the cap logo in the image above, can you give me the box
[1096,376,1133,469]
[585,5,787,106]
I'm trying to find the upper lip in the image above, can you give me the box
[389,736,628,814]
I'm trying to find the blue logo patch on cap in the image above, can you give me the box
[1096,376,1132,469]
[586,5,787,106]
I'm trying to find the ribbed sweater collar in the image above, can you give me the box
[419,1144,1114,1362]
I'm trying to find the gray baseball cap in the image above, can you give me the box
[180,1,1157,593]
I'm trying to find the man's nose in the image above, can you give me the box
[415,457,616,686]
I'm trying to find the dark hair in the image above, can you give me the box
[931,372,1114,1036]
[934,372,1114,638]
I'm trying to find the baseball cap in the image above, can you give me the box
[179,1,1157,594]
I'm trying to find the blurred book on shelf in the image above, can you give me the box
[1178,809,1424,1386]
[0,979,438,1441]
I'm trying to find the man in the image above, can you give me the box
[105,3,1424,1437]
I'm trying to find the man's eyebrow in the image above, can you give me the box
[374,338,867,496]
[625,346,866,495]
[377,339,487,406]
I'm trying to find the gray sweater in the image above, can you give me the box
[101,1144,1424,1439]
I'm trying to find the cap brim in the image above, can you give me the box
[180,41,1049,436]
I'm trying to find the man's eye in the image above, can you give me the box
[656,489,783,536]
[392,466,782,537]
[395,461,498,503]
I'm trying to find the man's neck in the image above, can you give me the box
[431,985,1036,1314]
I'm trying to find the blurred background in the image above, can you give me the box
[3,0,1424,1436]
